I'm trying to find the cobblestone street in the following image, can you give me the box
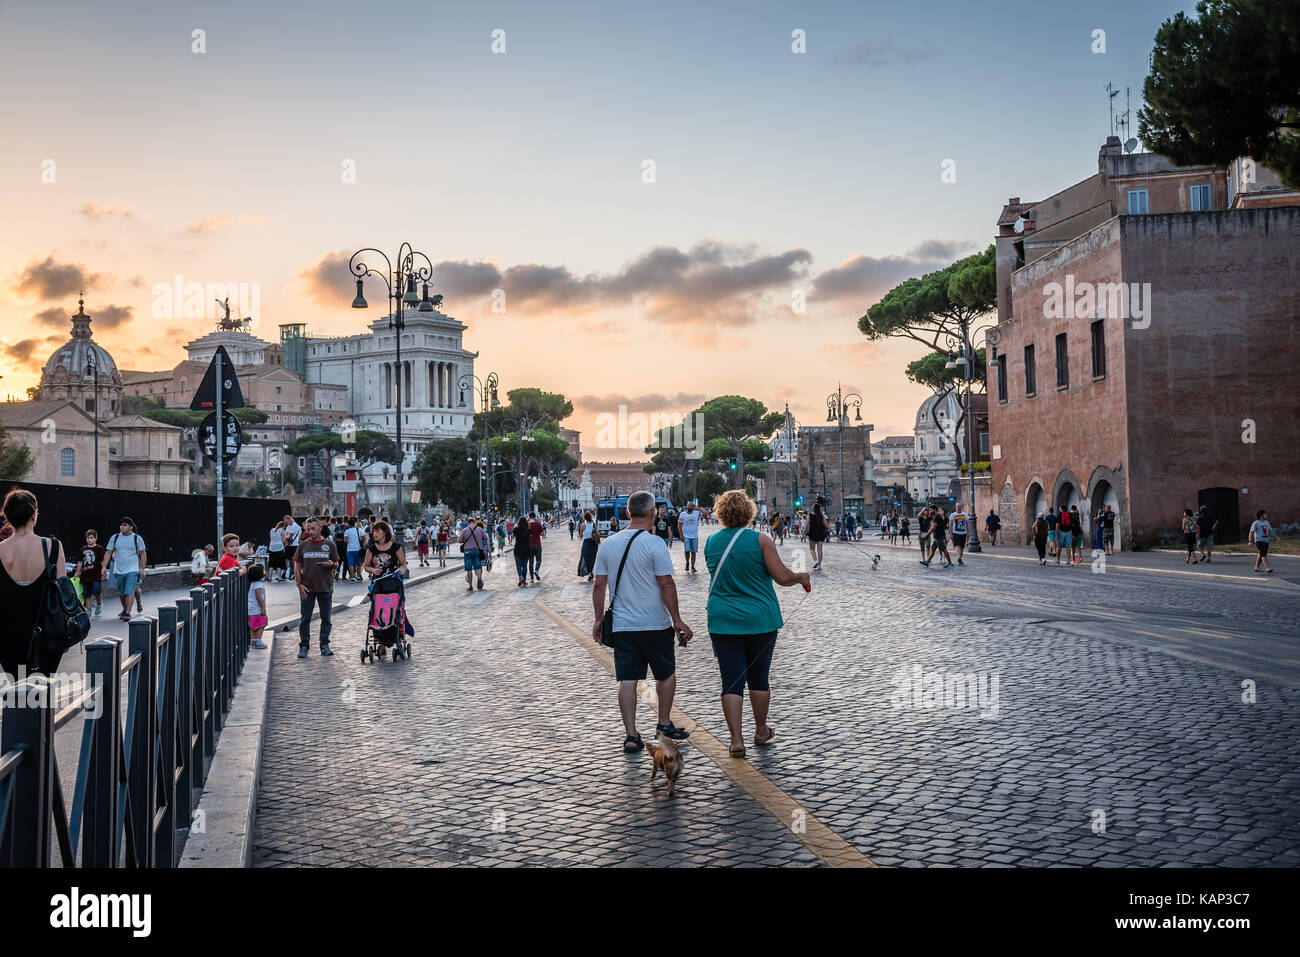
[254,529,1300,867]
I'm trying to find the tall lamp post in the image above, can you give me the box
[488,414,543,516]
[825,384,862,519]
[348,242,437,542]
[459,370,501,513]
[84,351,100,488]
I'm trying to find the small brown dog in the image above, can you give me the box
[647,737,683,796]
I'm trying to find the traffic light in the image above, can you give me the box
[794,495,805,507]
[727,458,737,471]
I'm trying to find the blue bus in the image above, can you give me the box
[596,496,674,534]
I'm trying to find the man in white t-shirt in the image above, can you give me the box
[282,514,302,581]
[104,516,147,622]
[592,490,693,754]
[677,502,703,574]
[1249,508,1275,574]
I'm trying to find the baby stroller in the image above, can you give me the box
[362,573,413,663]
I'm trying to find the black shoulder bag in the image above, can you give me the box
[28,537,92,667]
[600,530,644,648]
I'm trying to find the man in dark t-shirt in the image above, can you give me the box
[75,529,107,616]
[527,513,544,581]
[294,518,338,657]
[654,506,672,547]
[1195,508,1217,563]
[1044,509,1059,559]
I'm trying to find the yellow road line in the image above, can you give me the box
[533,597,873,868]
[1129,628,1190,643]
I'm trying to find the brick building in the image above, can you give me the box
[987,139,1300,548]
[796,422,874,520]
[580,461,653,499]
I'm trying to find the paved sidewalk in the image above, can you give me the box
[253,530,1300,867]
[855,533,1300,586]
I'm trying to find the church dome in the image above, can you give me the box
[41,299,120,381]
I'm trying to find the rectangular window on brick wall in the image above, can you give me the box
[1091,320,1107,378]
[1024,344,1037,396]
[1055,333,1069,389]
[996,352,1007,402]
[1190,183,1211,211]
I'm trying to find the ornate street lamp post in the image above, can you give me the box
[825,385,862,519]
[349,243,437,541]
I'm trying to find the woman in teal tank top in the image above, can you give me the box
[704,490,811,758]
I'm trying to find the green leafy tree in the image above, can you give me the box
[0,424,34,480]
[1139,0,1300,189]
[859,245,996,353]
[412,437,480,514]
[905,348,987,472]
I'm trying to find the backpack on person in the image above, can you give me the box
[1059,511,1071,530]
[28,537,92,665]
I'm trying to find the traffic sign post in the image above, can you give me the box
[191,346,245,544]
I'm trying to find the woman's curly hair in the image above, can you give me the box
[713,489,756,529]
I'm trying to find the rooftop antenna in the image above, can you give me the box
[1106,82,1121,136]
[1116,86,1135,149]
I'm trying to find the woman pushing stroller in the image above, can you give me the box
[361,521,414,662]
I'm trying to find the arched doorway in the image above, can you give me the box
[1024,481,1047,540]
[1089,480,1121,550]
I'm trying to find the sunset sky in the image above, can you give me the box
[0,0,1186,459]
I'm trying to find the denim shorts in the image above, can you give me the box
[346,549,361,568]
[463,548,485,571]
[684,537,699,552]
[115,571,139,594]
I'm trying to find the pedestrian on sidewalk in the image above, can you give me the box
[569,515,576,540]
[1249,509,1275,574]
[248,563,268,649]
[527,512,545,582]
[1196,506,1218,564]
[282,514,302,581]
[985,509,1000,546]
[1032,513,1049,564]
[705,489,808,759]
[459,519,490,592]
[267,520,287,581]
[592,490,693,753]
[333,520,349,579]
[363,520,407,580]
[950,504,970,565]
[806,502,829,569]
[415,520,431,567]
[512,516,532,586]
[1055,505,1072,565]
[1181,509,1198,564]
[917,506,931,556]
[678,501,702,573]
[435,519,449,568]
[74,528,106,616]
[1045,508,1059,562]
[104,517,147,621]
[294,517,338,658]
[900,514,911,544]
[1069,505,1084,564]
[0,488,71,679]
[1101,505,1116,555]
[922,507,953,569]
[577,510,600,582]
